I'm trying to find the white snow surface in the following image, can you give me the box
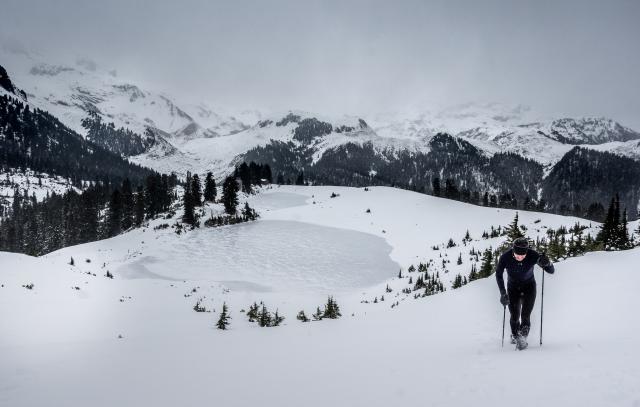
[2,185,638,406]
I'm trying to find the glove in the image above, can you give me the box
[537,253,551,268]
[500,293,509,306]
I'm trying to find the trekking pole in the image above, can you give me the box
[540,254,546,346]
[501,304,506,347]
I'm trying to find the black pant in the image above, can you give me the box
[507,280,536,337]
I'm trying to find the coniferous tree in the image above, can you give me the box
[597,195,624,250]
[468,263,478,281]
[241,202,257,221]
[121,178,134,230]
[247,302,259,322]
[506,212,524,241]
[452,274,463,289]
[216,302,231,330]
[145,174,160,218]
[191,174,202,206]
[258,304,272,327]
[272,309,285,326]
[322,296,342,319]
[478,248,494,279]
[618,209,631,249]
[222,176,239,215]
[297,310,310,322]
[312,306,324,321]
[432,177,441,197]
[78,188,99,243]
[107,189,123,237]
[444,178,460,200]
[261,164,273,183]
[134,185,145,226]
[236,162,252,194]
[203,172,217,202]
[182,181,196,226]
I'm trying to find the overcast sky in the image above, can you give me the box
[1,0,639,127]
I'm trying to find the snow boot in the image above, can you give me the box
[515,327,529,350]
[510,334,517,344]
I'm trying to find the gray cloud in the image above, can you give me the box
[2,0,639,127]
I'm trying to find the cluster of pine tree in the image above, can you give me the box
[468,247,496,282]
[234,162,272,194]
[203,202,258,228]
[309,296,342,321]
[182,171,212,226]
[246,302,285,327]
[0,173,177,255]
[403,263,445,297]
[451,273,468,289]
[594,194,633,250]
[183,168,261,228]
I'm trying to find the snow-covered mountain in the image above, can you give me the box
[126,104,640,177]
[0,45,250,143]
[375,104,640,166]
[3,45,640,179]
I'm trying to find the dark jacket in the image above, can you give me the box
[495,248,554,295]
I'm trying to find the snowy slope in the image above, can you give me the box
[2,185,638,406]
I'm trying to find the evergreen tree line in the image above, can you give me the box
[395,263,446,300]
[0,173,177,255]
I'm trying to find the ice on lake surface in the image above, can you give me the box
[247,190,309,210]
[117,219,399,292]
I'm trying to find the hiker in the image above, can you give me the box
[496,237,555,349]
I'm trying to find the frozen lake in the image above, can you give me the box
[117,219,400,292]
